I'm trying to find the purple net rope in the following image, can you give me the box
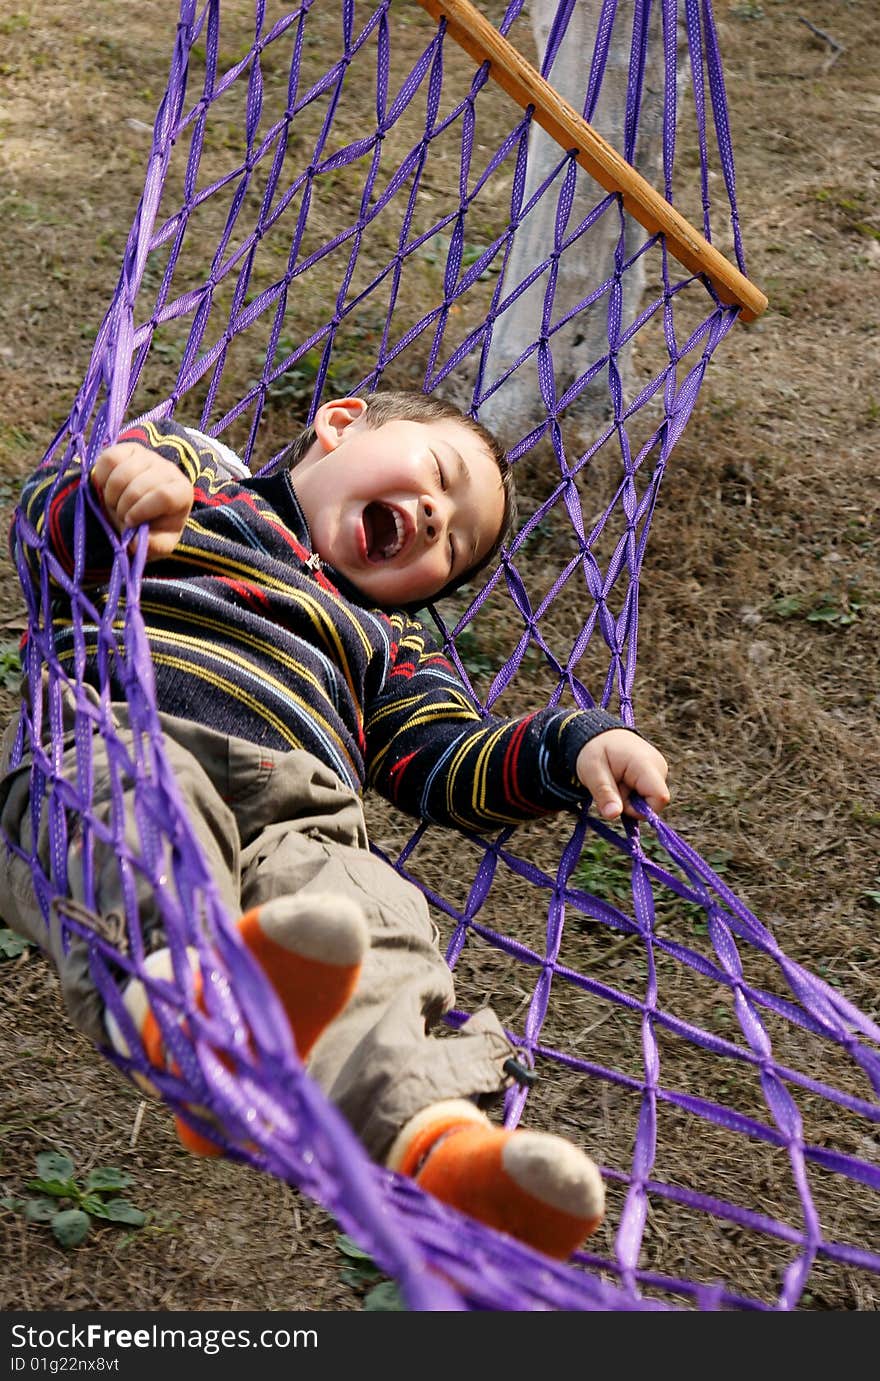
[5,0,878,1311]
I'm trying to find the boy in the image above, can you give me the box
[1,391,669,1261]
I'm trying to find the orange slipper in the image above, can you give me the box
[387,1099,605,1260]
[236,893,367,1061]
[105,894,368,1156]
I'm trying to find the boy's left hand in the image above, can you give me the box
[576,729,670,821]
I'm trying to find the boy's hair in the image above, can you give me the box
[284,390,517,604]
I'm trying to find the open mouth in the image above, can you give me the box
[363,502,407,562]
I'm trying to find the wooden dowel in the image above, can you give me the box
[417,0,768,322]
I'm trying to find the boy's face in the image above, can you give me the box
[292,399,505,606]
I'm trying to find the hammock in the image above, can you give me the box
[6,0,879,1311]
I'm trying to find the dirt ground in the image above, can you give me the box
[0,1,878,1312]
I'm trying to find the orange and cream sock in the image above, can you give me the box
[386,1098,605,1261]
[105,893,368,1154]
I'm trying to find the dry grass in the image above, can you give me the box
[0,0,878,1312]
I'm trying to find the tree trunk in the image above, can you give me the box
[478,1,685,444]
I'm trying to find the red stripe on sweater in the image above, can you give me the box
[118,426,151,446]
[502,713,536,813]
[47,478,82,574]
[217,576,270,610]
[388,751,419,801]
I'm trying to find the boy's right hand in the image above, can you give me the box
[90,442,193,561]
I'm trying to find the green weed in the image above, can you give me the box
[0,13,30,35]
[0,928,34,960]
[814,187,880,240]
[452,625,495,681]
[0,642,22,691]
[767,589,866,627]
[261,339,362,414]
[816,964,844,990]
[2,1153,147,1248]
[572,833,732,935]
[418,232,501,281]
[335,1234,405,1310]
[0,422,37,458]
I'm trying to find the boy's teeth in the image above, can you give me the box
[383,509,404,558]
[364,501,405,561]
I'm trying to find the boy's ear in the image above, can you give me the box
[312,397,368,453]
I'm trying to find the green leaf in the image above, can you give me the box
[1,1196,25,1212]
[102,1199,146,1226]
[24,1197,58,1224]
[35,1151,76,1182]
[336,1233,375,1261]
[0,928,33,960]
[768,594,803,619]
[84,1166,131,1193]
[51,1209,91,1248]
[418,232,450,266]
[0,643,21,691]
[340,1263,382,1289]
[863,890,880,907]
[80,1196,110,1219]
[363,1280,405,1311]
[453,626,494,679]
[26,1177,76,1198]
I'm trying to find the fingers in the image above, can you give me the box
[93,447,187,527]
[90,443,192,556]
[139,514,192,561]
[623,757,671,818]
[576,730,670,822]
[582,755,627,820]
[91,443,151,515]
[117,477,190,533]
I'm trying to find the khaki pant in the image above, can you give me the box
[0,707,513,1160]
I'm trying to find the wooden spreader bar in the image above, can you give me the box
[416,0,768,322]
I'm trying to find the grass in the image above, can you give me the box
[0,0,878,1313]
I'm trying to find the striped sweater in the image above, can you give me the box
[18,419,622,832]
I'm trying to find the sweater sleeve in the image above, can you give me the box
[364,610,625,830]
[15,420,234,588]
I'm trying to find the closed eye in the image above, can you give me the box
[433,454,446,490]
